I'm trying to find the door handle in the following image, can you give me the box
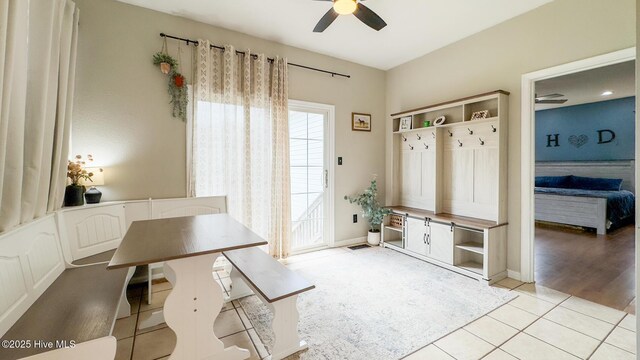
[423,233,427,244]
[426,234,431,245]
[324,169,328,189]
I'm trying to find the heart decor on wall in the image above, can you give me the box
[568,134,589,148]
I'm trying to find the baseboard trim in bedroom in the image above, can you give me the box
[507,269,522,281]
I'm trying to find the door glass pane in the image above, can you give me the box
[289,108,326,251]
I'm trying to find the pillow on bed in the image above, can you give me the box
[568,175,623,191]
[535,176,571,188]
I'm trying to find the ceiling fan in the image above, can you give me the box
[535,93,568,104]
[312,0,387,33]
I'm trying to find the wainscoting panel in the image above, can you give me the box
[0,215,65,337]
[58,203,126,261]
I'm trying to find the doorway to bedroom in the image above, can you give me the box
[532,60,636,311]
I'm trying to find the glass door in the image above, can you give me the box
[289,104,330,252]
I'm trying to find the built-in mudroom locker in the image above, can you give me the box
[383,90,509,284]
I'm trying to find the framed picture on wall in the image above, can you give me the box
[352,113,372,132]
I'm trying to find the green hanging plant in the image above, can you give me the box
[168,71,188,122]
[152,52,178,74]
[152,38,188,122]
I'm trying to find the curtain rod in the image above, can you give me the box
[160,33,351,79]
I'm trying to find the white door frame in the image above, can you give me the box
[288,99,336,251]
[520,47,636,282]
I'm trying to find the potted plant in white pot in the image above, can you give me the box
[345,179,391,246]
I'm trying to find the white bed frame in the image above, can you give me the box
[535,160,635,235]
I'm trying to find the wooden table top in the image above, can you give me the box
[108,214,268,269]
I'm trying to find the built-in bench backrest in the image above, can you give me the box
[151,197,227,219]
[0,215,65,336]
[0,196,227,339]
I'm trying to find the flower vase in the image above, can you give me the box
[64,184,85,207]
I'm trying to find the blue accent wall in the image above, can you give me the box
[535,97,635,161]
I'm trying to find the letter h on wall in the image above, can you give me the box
[546,134,560,147]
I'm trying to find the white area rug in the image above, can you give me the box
[239,246,515,360]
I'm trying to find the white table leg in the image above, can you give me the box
[117,267,136,319]
[163,253,249,360]
[227,266,254,301]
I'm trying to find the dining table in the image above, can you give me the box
[107,213,267,360]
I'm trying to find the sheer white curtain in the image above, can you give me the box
[191,41,291,258]
[0,0,78,232]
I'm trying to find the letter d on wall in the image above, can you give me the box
[597,129,616,144]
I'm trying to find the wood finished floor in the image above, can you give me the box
[535,223,636,311]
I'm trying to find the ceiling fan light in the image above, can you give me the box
[334,0,357,15]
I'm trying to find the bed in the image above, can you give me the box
[534,174,635,234]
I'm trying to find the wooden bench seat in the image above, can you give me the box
[0,264,129,360]
[223,247,314,360]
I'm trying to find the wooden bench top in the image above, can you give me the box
[223,248,315,303]
[388,206,508,230]
[108,214,268,269]
[0,264,129,359]
[71,249,116,266]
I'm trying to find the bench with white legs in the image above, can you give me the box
[223,248,315,360]
[0,263,131,360]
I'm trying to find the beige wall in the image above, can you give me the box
[72,0,386,243]
[385,0,636,273]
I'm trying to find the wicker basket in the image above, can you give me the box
[389,214,403,228]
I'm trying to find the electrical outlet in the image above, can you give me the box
[338,157,343,165]
[353,214,357,223]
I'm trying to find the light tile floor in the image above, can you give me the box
[404,278,637,360]
[116,259,637,360]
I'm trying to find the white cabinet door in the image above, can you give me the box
[405,217,427,256]
[428,222,454,264]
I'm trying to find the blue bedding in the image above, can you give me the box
[535,187,635,226]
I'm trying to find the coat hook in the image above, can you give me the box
[409,144,414,150]
[424,142,429,149]
[468,128,473,135]
[432,132,436,138]
[448,130,453,137]
[491,125,497,133]
[458,140,462,147]
[479,138,485,146]
[402,135,407,141]
[417,134,421,140]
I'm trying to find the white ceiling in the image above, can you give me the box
[535,60,636,110]
[115,0,553,70]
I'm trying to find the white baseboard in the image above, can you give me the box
[507,269,522,281]
[334,236,367,247]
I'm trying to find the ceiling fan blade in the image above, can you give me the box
[536,93,565,100]
[314,8,339,32]
[353,3,387,31]
[535,99,568,104]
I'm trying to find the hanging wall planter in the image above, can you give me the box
[152,38,188,122]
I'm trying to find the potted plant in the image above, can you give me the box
[345,179,391,246]
[152,52,178,74]
[65,154,99,207]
